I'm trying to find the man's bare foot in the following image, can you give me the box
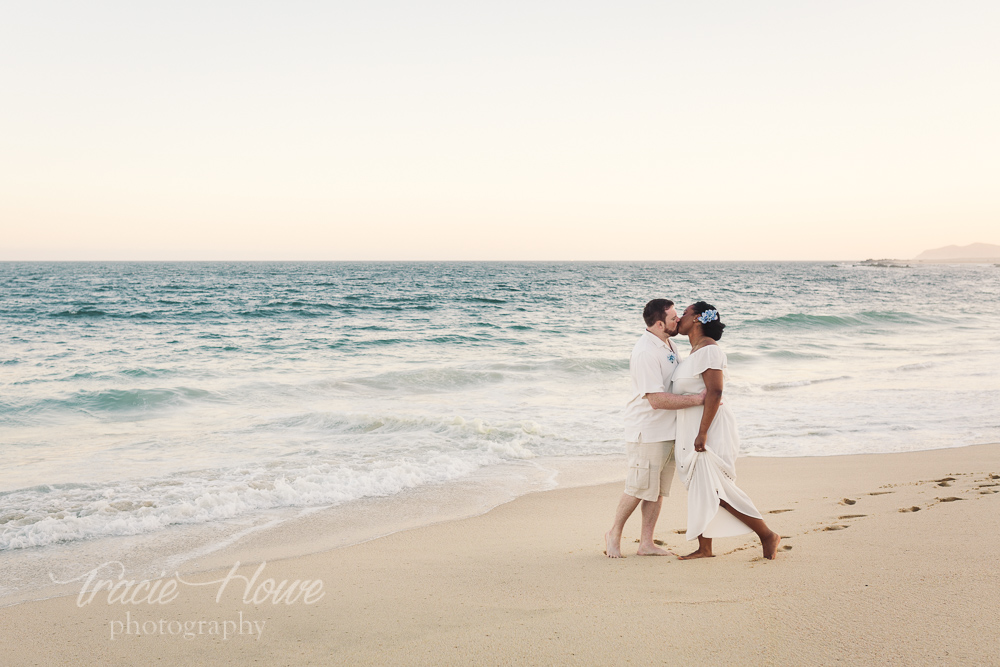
[677,548,714,560]
[605,530,624,558]
[636,543,673,556]
[762,531,781,560]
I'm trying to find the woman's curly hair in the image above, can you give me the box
[691,301,725,341]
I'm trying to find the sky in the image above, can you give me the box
[1,1,998,261]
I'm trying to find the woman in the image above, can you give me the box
[672,302,780,560]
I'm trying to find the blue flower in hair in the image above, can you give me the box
[697,309,719,325]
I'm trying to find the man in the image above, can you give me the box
[605,299,705,558]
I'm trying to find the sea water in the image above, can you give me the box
[2,261,998,602]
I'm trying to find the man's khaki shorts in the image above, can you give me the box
[624,438,676,502]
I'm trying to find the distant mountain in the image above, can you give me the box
[915,243,1000,260]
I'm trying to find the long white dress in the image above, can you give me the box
[673,344,763,541]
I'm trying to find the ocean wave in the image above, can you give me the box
[745,311,921,329]
[337,358,627,389]
[15,387,224,418]
[465,297,507,304]
[425,335,486,344]
[50,307,107,318]
[327,338,409,350]
[120,367,173,378]
[548,357,629,373]
[49,308,168,320]
[337,302,438,312]
[269,411,549,447]
[0,414,555,550]
[760,376,851,391]
[351,368,507,392]
[896,362,935,371]
[60,367,174,382]
[237,308,331,319]
[0,458,482,549]
[725,375,853,394]
[764,350,830,359]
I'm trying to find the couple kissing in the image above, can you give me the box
[605,298,780,561]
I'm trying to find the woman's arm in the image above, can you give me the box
[693,368,723,452]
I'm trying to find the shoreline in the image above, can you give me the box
[2,441,996,609]
[3,443,1000,664]
[0,455,626,609]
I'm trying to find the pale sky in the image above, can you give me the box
[1,1,998,261]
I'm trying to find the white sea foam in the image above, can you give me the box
[759,376,852,391]
[1,452,486,550]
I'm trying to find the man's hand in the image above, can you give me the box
[694,434,707,452]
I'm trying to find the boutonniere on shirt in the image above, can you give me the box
[667,353,676,363]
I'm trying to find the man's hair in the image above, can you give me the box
[642,299,674,327]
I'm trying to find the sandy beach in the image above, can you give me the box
[3,443,999,666]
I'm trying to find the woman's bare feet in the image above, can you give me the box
[761,531,781,560]
[679,535,713,559]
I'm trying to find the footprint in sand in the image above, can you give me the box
[937,477,956,483]
[672,529,686,534]
[937,481,953,487]
[899,506,921,512]
[823,525,848,531]
[991,474,1000,480]
[840,498,857,505]
[780,545,792,551]
[978,483,999,488]
[838,514,866,519]
[980,490,997,495]
[769,509,794,514]
[937,497,964,502]
[868,491,894,496]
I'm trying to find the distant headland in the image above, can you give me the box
[857,243,1000,267]
[914,243,1000,261]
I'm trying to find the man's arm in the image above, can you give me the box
[645,391,705,410]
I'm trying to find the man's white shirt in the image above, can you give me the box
[624,331,681,442]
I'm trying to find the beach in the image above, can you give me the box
[5,0,999,662]
[3,442,999,666]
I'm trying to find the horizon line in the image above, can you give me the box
[0,258,936,263]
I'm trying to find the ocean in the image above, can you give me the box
[2,261,998,603]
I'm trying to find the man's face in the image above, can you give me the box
[662,306,680,336]
[677,305,696,336]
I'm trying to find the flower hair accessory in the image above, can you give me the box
[697,309,719,325]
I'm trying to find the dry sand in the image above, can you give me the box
[3,443,1000,666]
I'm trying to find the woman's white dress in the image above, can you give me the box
[673,344,762,541]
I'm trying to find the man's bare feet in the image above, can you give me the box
[605,530,624,558]
[677,548,714,560]
[636,543,673,556]
[761,531,781,560]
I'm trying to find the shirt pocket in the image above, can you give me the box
[627,459,650,490]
